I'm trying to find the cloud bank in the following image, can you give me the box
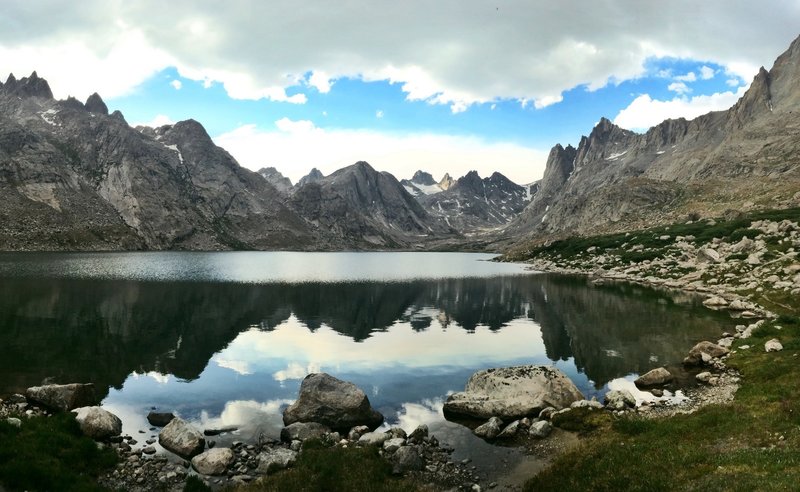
[1,0,798,108]
[215,119,548,184]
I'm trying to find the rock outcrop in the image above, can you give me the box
[443,365,583,420]
[503,34,800,246]
[282,372,384,431]
[25,383,96,411]
[191,448,235,476]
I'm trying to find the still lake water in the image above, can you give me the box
[0,252,736,465]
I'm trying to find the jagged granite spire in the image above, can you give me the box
[85,92,108,115]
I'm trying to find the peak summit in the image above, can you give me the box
[85,92,108,115]
[2,71,53,100]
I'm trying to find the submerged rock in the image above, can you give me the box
[26,383,95,412]
[443,365,583,420]
[283,373,384,431]
[147,411,175,427]
[71,406,122,440]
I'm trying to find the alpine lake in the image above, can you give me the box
[0,251,738,477]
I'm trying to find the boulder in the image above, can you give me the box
[634,367,673,388]
[765,339,784,352]
[697,248,721,263]
[158,417,205,458]
[528,420,552,439]
[191,448,235,476]
[282,373,383,431]
[497,420,520,439]
[256,448,298,474]
[147,411,175,427]
[570,399,604,409]
[684,341,730,366]
[695,372,712,383]
[383,437,406,452]
[473,417,504,439]
[26,383,95,411]
[71,406,122,440]
[358,431,391,446]
[443,365,583,420]
[280,422,330,443]
[604,390,636,411]
[703,296,728,307]
[408,424,428,442]
[391,445,424,474]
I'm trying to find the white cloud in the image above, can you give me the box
[375,109,384,119]
[667,81,691,94]
[132,114,175,127]
[214,119,548,184]
[0,1,796,109]
[699,65,715,80]
[726,78,741,87]
[674,72,697,82]
[613,86,748,130]
[170,79,182,90]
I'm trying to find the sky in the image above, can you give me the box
[2,1,800,185]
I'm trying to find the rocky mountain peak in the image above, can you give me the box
[170,119,211,142]
[411,170,436,185]
[258,167,293,195]
[297,168,325,187]
[439,173,455,190]
[85,92,109,115]
[455,171,483,192]
[2,71,54,100]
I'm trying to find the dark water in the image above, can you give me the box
[0,252,735,464]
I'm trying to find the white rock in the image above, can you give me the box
[358,431,391,446]
[765,339,784,352]
[695,372,712,383]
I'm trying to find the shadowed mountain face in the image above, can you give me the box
[504,34,800,245]
[0,271,734,399]
[289,161,455,248]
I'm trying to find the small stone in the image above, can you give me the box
[142,446,156,455]
[409,424,428,442]
[383,437,406,453]
[538,407,556,420]
[497,420,520,439]
[474,417,503,439]
[695,372,712,383]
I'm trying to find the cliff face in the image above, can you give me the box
[0,74,317,250]
[505,35,800,244]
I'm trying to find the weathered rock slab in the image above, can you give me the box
[443,365,583,420]
[283,373,383,431]
[26,383,95,412]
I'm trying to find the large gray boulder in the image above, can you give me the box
[191,448,235,476]
[634,367,673,387]
[391,445,424,475]
[283,373,384,431]
[443,365,583,420]
[158,417,205,458]
[26,383,95,411]
[71,406,122,440]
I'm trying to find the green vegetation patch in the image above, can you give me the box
[526,316,800,492]
[0,413,117,492]
[236,439,414,492]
